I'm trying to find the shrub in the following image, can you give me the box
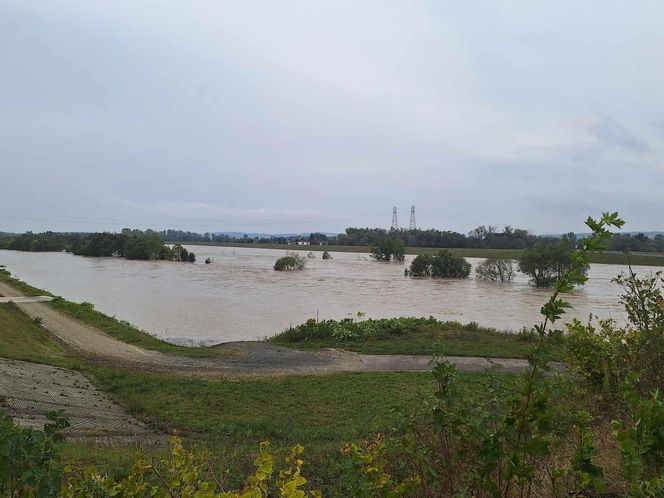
[0,410,69,497]
[370,239,405,262]
[271,316,440,343]
[475,258,516,282]
[322,251,332,260]
[405,250,471,278]
[274,252,306,271]
[564,317,628,397]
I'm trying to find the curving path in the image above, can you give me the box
[0,282,549,376]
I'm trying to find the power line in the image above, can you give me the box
[391,207,398,230]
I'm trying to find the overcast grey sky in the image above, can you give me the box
[1,1,663,234]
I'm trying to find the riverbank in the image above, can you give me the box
[0,276,552,494]
[0,280,541,376]
[177,241,664,266]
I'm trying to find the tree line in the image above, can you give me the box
[0,230,195,262]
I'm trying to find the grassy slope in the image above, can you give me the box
[179,242,664,266]
[0,270,237,359]
[0,302,81,369]
[89,367,509,493]
[271,325,563,360]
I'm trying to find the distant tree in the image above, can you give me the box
[406,250,471,278]
[475,258,516,282]
[309,232,329,245]
[370,239,405,262]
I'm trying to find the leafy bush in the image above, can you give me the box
[62,435,321,498]
[564,317,628,398]
[0,410,69,497]
[322,251,332,260]
[274,252,306,271]
[405,250,471,278]
[475,258,516,282]
[612,377,664,497]
[565,267,664,397]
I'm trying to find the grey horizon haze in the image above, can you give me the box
[1,1,663,235]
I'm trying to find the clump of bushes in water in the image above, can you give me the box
[273,252,306,271]
[322,250,332,260]
[405,249,471,278]
[519,238,583,287]
[370,238,405,262]
[475,257,516,282]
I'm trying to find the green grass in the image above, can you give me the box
[269,318,564,360]
[0,270,239,359]
[0,302,81,369]
[0,269,51,296]
[179,242,664,266]
[87,367,509,493]
[48,297,240,359]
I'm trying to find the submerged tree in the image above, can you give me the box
[405,250,471,278]
[519,240,585,287]
[475,258,516,282]
[274,252,306,271]
[370,238,405,262]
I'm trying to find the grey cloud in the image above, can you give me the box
[588,116,651,154]
[1,1,663,234]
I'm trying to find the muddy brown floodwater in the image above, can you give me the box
[0,247,656,344]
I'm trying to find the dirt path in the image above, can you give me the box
[0,358,163,444]
[0,295,54,303]
[0,281,547,376]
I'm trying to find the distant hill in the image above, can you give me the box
[213,231,339,239]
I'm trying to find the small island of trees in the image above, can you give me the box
[0,230,195,262]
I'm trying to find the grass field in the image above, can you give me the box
[178,241,664,266]
[88,367,509,493]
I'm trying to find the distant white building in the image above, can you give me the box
[295,239,310,245]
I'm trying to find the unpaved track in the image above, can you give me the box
[0,281,545,376]
[0,358,163,444]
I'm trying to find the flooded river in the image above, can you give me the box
[0,247,655,344]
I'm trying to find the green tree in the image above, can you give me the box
[406,250,471,278]
[519,240,586,287]
[370,239,405,262]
